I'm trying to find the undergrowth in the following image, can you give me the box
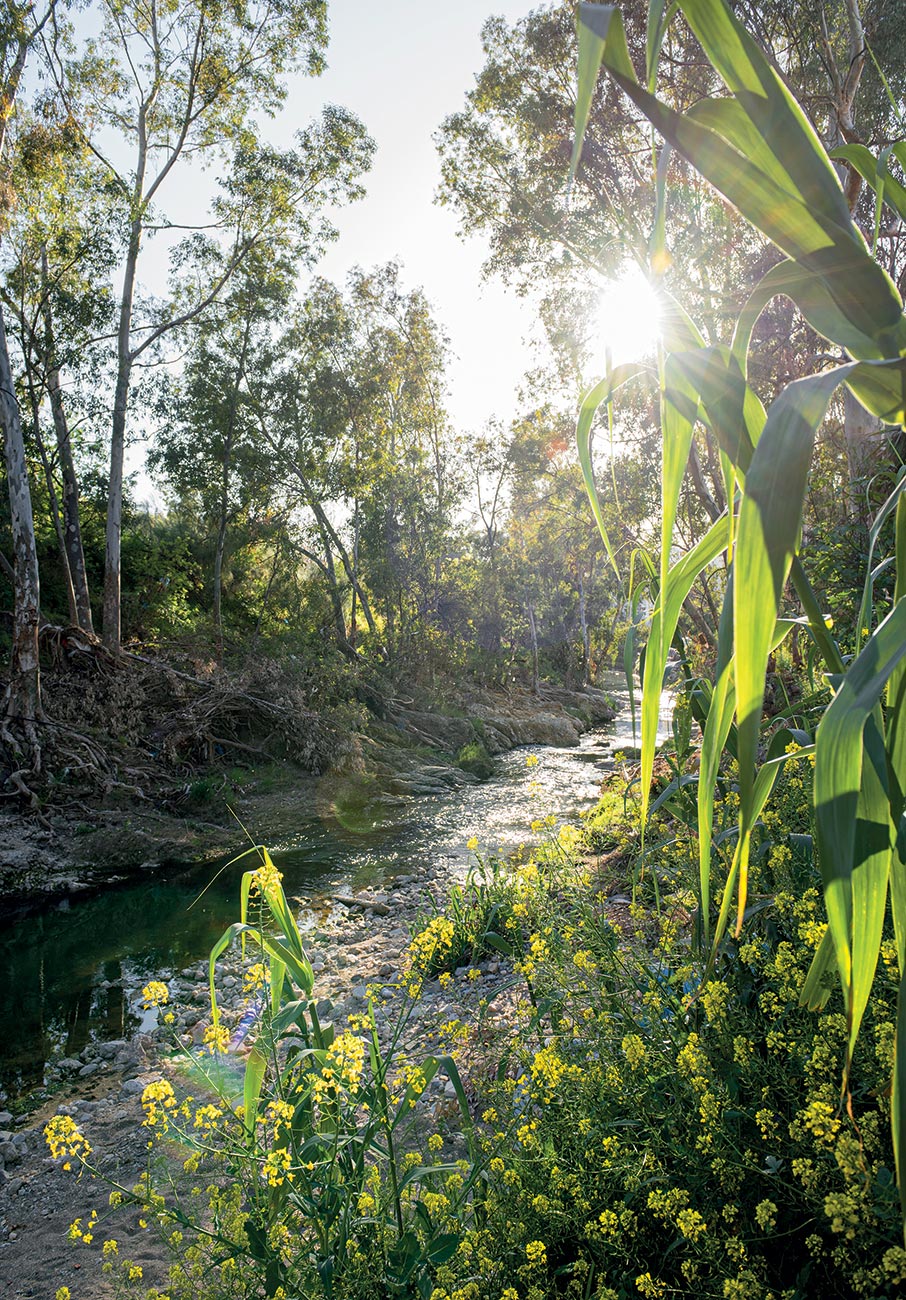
[45,753,906,1300]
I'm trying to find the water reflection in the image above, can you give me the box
[0,679,665,1098]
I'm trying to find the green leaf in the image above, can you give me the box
[577,363,647,583]
[733,259,887,365]
[830,142,906,224]
[888,496,906,972]
[733,370,841,836]
[815,602,906,1051]
[645,0,675,91]
[894,969,906,1226]
[575,4,906,354]
[800,925,837,1012]
[640,514,729,825]
[243,1046,267,1137]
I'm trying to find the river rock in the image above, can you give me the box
[97,1040,128,1060]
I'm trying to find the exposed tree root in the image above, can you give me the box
[0,641,346,814]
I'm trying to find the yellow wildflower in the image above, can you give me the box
[44,1115,92,1166]
[141,981,169,1008]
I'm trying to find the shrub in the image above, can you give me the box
[456,741,497,780]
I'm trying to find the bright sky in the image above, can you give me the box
[125,0,559,505]
[268,0,545,434]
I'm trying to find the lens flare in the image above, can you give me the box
[591,264,663,366]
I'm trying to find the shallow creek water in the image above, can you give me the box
[0,679,671,1099]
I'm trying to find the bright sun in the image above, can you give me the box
[590,264,663,367]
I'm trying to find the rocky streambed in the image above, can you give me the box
[0,677,664,1297]
[0,859,542,1299]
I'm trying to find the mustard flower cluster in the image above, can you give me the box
[44,1115,92,1169]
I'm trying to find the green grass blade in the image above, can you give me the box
[815,601,906,1029]
[209,922,247,1028]
[800,925,837,1011]
[856,476,906,646]
[844,357,906,426]
[847,714,892,1068]
[641,515,729,823]
[269,954,286,1017]
[711,732,812,955]
[887,495,906,972]
[830,142,906,223]
[576,3,906,354]
[732,259,888,365]
[734,369,844,852]
[243,1046,267,1138]
[645,0,676,91]
[679,0,853,229]
[675,344,761,470]
[894,969,906,1227]
[697,570,736,945]
[577,364,647,584]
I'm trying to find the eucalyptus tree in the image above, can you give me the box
[251,266,460,664]
[2,133,121,633]
[0,0,62,726]
[436,0,753,535]
[149,243,298,659]
[41,0,372,650]
[345,265,460,661]
[436,0,906,543]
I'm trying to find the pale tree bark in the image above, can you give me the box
[526,595,539,696]
[295,540,356,658]
[212,309,253,662]
[1,9,49,733]
[843,388,890,525]
[25,372,77,625]
[41,247,93,631]
[819,0,868,202]
[578,567,590,687]
[0,302,41,723]
[103,215,141,650]
[284,454,378,634]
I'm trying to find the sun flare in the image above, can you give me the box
[591,264,663,366]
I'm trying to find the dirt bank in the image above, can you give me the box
[0,676,615,912]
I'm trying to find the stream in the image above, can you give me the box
[0,678,671,1100]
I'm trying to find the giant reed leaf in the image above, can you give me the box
[574,4,906,355]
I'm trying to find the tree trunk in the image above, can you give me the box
[213,309,252,663]
[41,248,93,631]
[254,538,281,640]
[103,369,128,650]
[578,568,590,686]
[103,220,141,651]
[307,485,377,634]
[212,509,227,661]
[47,365,93,631]
[317,529,352,652]
[526,596,539,695]
[0,303,42,722]
[27,376,77,625]
[843,388,886,526]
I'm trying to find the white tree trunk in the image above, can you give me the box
[0,303,42,721]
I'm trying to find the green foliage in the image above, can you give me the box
[572,0,906,1226]
[51,852,480,1299]
[405,853,518,980]
[456,740,496,780]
